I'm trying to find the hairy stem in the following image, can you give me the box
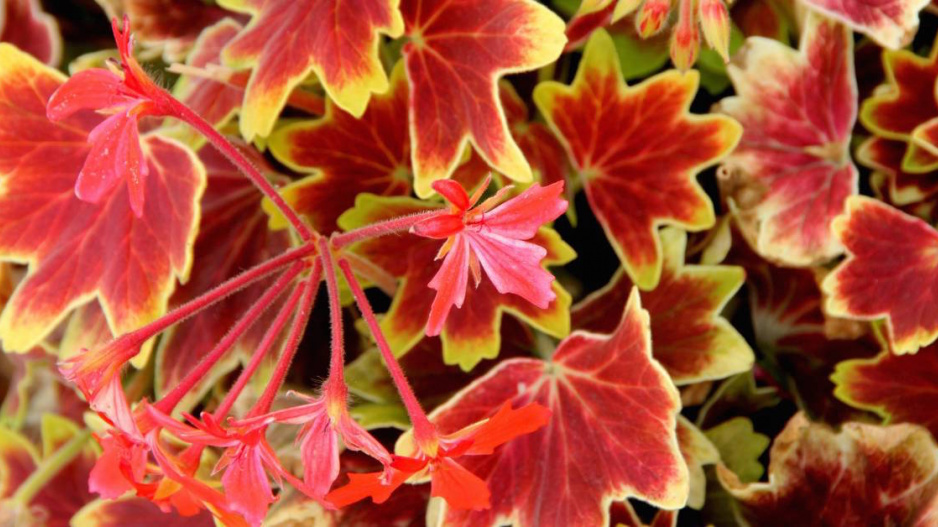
[250,262,322,416]
[331,209,442,249]
[165,96,314,241]
[115,242,317,358]
[155,262,304,414]
[214,284,305,421]
[337,258,436,444]
[320,238,346,389]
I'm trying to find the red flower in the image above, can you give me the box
[46,16,172,216]
[326,402,550,510]
[238,390,392,497]
[411,177,567,335]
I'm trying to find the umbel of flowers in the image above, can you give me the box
[49,17,567,527]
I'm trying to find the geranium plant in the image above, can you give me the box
[3,0,938,526]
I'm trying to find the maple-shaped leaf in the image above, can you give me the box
[572,227,753,384]
[822,196,938,354]
[154,143,291,412]
[0,44,204,353]
[267,62,412,234]
[858,137,938,220]
[861,36,938,174]
[696,372,780,430]
[218,0,404,140]
[723,224,878,422]
[1,0,60,66]
[426,287,688,526]
[95,0,229,61]
[0,307,108,428]
[704,417,770,484]
[535,29,740,289]
[0,263,10,314]
[499,82,573,194]
[338,194,574,371]
[347,318,532,425]
[732,0,795,42]
[399,0,566,197]
[610,501,678,527]
[168,19,247,147]
[800,0,928,49]
[716,12,857,267]
[718,412,938,525]
[0,416,93,525]
[677,416,720,510]
[833,345,938,437]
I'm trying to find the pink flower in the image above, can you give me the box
[246,390,392,497]
[411,177,567,335]
[46,16,172,217]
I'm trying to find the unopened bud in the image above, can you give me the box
[670,14,700,71]
[699,0,731,62]
[636,0,670,38]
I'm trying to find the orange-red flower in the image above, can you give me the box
[326,402,550,510]
[411,177,567,335]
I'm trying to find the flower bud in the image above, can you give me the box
[699,0,731,62]
[636,0,670,38]
[670,2,700,71]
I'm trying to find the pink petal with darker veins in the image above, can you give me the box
[222,445,275,526]
[299,412,339,496]
[466,232,554,308]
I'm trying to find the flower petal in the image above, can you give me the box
[325,466,413,508]
[430,458,491,510]
[459,402,551,456]
[46,68,128,120]
[427,235,470,336]
[466,232,554,308]
[412,213,464,239]
[299,413,339,496]
[76,111,135,205]
[221,446,275,526]
[113,114,148,217]
[432,179,471,211]
[481,182,567,239]
[88,434,137,499]
[338,411,393,466]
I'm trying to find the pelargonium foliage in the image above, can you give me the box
[3,2,938,527]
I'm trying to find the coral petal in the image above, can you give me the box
[431,458,491,510]
[326,467,412,508]
[461,402,551,455]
